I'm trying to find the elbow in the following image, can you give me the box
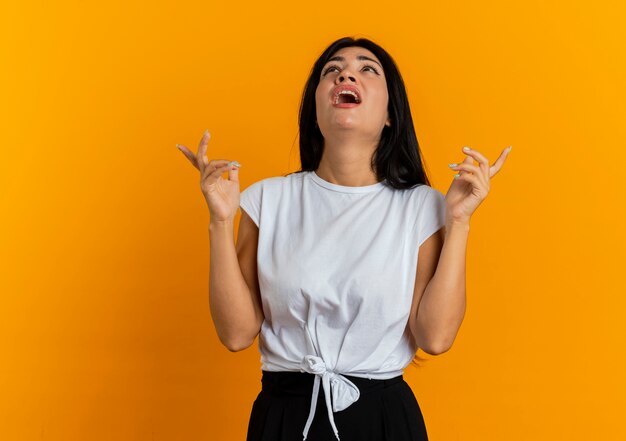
[221,330,258,352]
[220,322,263,352]
[223,337,254,352]
[413,328,454,356]
[226,342,249,352]
[422,342,452,356]
[417,313,465,356]
[420,337,454,356]
[222,339,254,352]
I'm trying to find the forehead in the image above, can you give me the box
[324,46,381,65]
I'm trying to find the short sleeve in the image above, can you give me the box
[239,180,263,228]
[416,187,446,247]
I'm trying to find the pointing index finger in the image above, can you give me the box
[489,146,512,177]
[197,129,211,170]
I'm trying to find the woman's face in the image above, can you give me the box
[315,46,390,141]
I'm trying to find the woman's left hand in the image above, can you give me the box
[445,145,512,224]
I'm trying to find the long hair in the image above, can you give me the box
[289,36,435,367]
[288,36,433,191]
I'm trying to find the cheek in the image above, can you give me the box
[314,90,323,109]
[380,88,390,110]
[371,90,389,113]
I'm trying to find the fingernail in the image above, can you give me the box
[507,145,513,151]
[454,173,461,179]
[463,146,470,152]
[448,163,457,168]
[176,144,182,150]
[204,129,209,136]
[228,161,241,168]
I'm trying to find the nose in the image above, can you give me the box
[335,71,357,84]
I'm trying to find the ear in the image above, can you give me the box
[385,118,391,127]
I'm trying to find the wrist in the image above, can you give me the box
[209,218,235,231]
[446,217,470,232]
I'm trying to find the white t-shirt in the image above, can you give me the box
[238,170,446,441]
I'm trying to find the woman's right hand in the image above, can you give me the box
[176,129,241,223]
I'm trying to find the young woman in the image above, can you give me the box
[177,36,511,441]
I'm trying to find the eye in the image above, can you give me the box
[322,64,341,75]
[322,64,380,76]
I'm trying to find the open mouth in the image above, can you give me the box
[333,90,361,105]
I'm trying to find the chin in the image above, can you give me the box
[332,116,360,128]
[326,124,358,134]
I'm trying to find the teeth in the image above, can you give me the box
[334,89,361,104]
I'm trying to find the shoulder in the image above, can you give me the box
[421,186,445,207]
[411,183,444,197]
[242,172,304,190]
[240,175,281,195]
[400,183,445,208]
[242,172,309,199]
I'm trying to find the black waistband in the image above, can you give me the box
[260,370,404,398]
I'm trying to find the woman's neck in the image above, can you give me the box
[315,137,381,187]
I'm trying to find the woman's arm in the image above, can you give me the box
[409,145,510,355]
[209,212,263,352]
[410,220,469,355]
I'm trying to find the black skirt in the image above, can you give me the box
[246,370,429,441]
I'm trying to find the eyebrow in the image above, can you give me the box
[325,55,382,68]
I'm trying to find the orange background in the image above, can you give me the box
[2,0,625,440]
